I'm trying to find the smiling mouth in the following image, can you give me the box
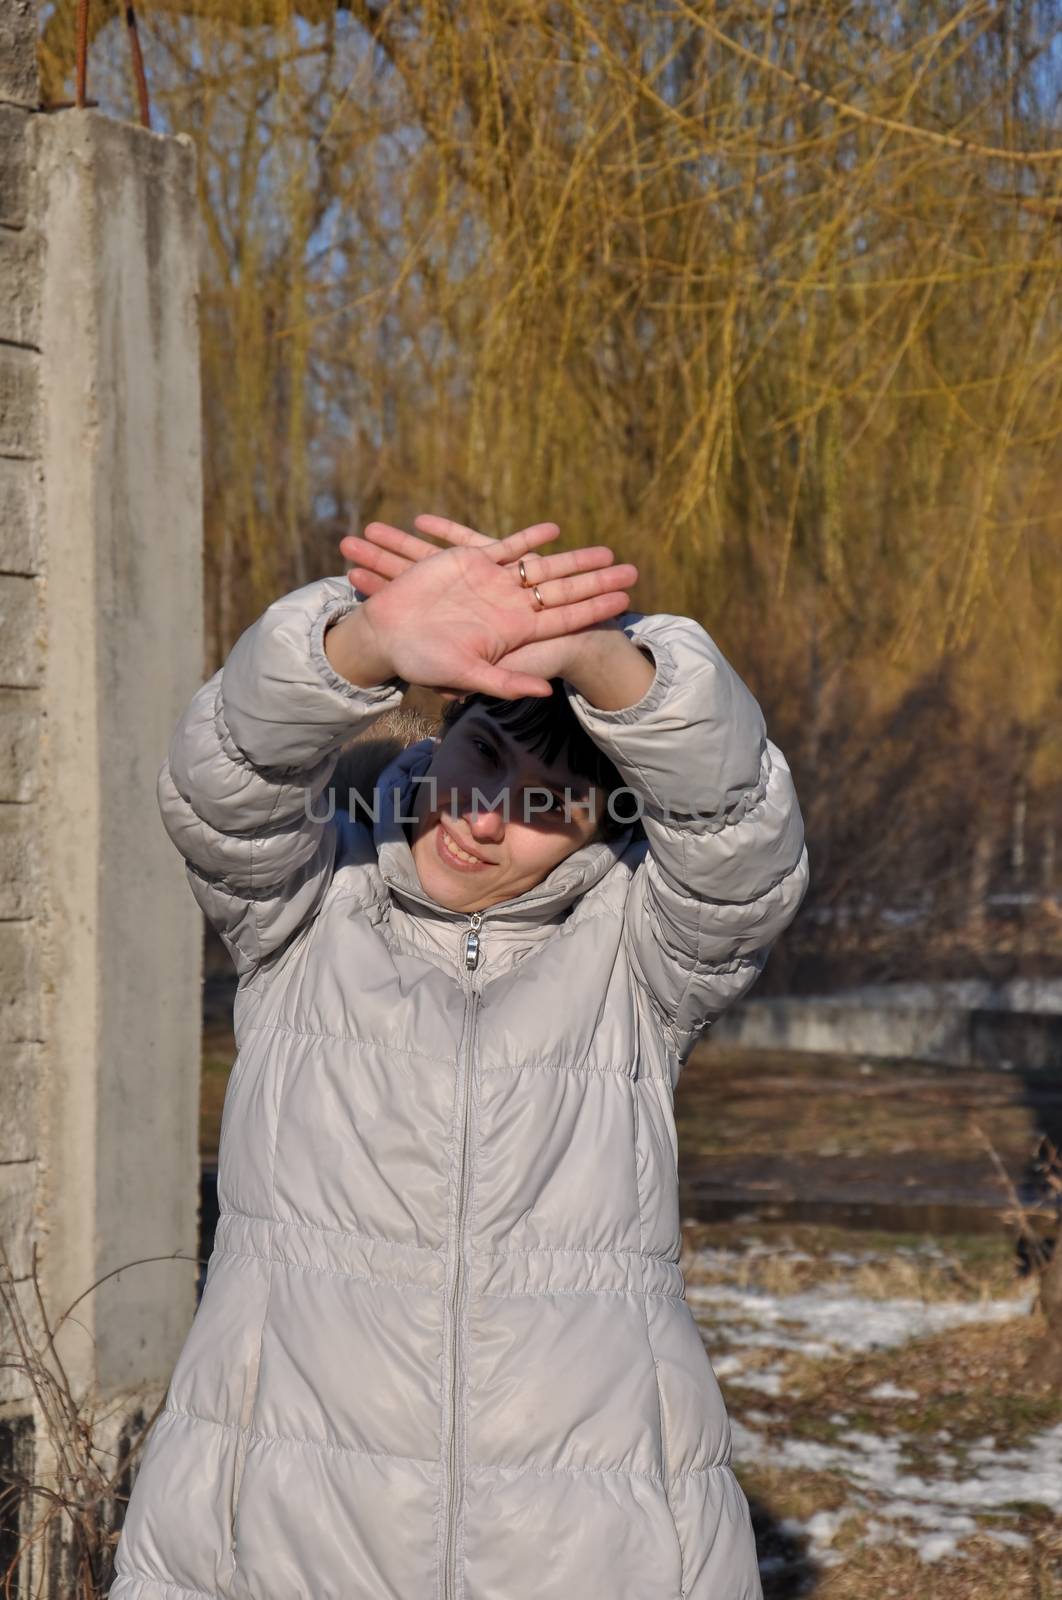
[438,824,493,869]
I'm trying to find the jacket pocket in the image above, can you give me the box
[645,1317,687,1597]
[645,1295,738,1595]
[228,1334,264,1559]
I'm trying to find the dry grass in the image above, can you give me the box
[748,1486,1062,1600]
[683,1223,1019,1304]
[677,1045,1053,1163]
[689,1226,1062,1598]
[0,1244,165,1599]
[784,1312,1059,1444]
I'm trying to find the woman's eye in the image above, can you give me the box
[471,738,496,762]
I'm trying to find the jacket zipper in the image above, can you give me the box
[443,911,482,1600]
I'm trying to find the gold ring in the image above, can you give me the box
[518,559,531,588]
[532,585,545,609]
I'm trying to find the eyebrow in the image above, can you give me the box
[467,715,590,798]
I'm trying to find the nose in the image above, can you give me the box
[465,798,506,844]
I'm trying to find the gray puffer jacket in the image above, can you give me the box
[109,576,809,1600]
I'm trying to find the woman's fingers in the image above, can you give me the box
[529,562,638,609]
[345,567,388,596]
[411,513,564,569]
[337,519,635,699]
[486,523,561,564]
[355,522,437,565]
[515,546,617,585]
[528,591,632,640]
[340,533,411,579]
[411,516,560,564]
[358,519,632,600]
[412,514,498,549]
[353,531,623,590]
[464,664,554,699]
[351,527,634,603]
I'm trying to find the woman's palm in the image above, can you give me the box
[360,539,630,700]
[344,516,635,697]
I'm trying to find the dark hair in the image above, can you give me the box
[439,681,641,841]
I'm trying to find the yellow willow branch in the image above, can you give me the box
[678,0,1062,166]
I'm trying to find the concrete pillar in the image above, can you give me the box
[0,0,46,1462]
[0,20,46,1585]
[0,15,204,1582]
[32,107,204,1396]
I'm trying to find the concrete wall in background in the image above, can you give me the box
[712,990,1062,1071]
[0,17,204,1585]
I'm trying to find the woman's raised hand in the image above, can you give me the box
[340,516,622,605]
[339,516,637,697]
[343,522,637,700]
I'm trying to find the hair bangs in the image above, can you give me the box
[439,681,635,837]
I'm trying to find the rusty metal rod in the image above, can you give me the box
[125,1,152,129]
[75,0,89,108]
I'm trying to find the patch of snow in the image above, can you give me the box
[914,1529,971,1563]
[734,1416,1062,1567]
[988,1530,1031,1551]
[711,1325,839,1360]
[806,1509,847,1546]
[837,1429,881,1452]
[687,1244,818,1275]
[868,1382,920,1401]
[689,1239,1049,1570]
[689,1276,1035,1355]
[726,1367,785,1396]
[776,1510,849,1569]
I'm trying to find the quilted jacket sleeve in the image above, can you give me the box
[563,612,809,1070]
[158,576,408,977]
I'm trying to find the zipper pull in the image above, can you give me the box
[463,911,482,971]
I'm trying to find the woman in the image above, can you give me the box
[109,517,809,1600]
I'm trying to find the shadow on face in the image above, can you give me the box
[407,707,613,913]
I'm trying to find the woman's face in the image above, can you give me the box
[408,707,605,914]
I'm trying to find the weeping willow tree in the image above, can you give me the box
[39,0,1062,955]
